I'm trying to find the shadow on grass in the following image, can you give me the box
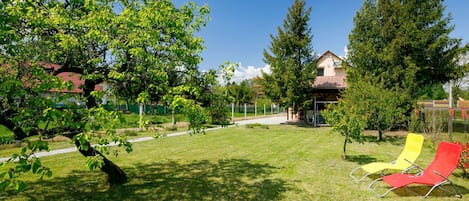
[346,154,377,165]
[389,184,469,198]
[4,159,290,201]
[361,135,406,146]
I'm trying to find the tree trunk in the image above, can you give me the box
[303,109,308,125]
[81,80,127,184]
[74,140,128,184]
[0,110,39,146]
[378,130,383,141]
[85,80,100,108]
[343,135,348,160]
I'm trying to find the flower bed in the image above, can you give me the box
[456,141,469,177]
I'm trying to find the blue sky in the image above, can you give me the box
[173,0,469,82]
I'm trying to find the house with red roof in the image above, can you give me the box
[313,50,346,100]
[39,63,103,93]
[311,50,346,125]
[4,62,107,107]
[40,63,109,107]
[287,50,347,125]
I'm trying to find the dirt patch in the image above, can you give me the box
[117,121,190,134]
[49,135,71,141]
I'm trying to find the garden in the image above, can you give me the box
[1,125,468,200]
[1,0,469,200]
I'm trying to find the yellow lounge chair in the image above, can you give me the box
[349,133,424,182]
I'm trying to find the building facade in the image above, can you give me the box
[287,50,347,125]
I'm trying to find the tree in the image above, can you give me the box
[188,69,218,107]
[323,77,404,159]
[323,101,365,160]
[227,80,255,112]
[0,0,209,191]
[262,0,316,121]
[347,0,466,120]
[417,83,447,100]
[359,79,406,141]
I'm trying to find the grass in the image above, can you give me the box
[0,125,12,137]
[1,125,469,200]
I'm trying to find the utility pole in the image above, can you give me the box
[448,80,453,140]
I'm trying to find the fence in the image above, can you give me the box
[228,103,284,115]
[113,104,168,115]
[106,103,284,116]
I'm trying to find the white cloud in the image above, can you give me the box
[217,64,271,85]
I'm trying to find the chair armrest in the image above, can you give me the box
[404,158,424,173]
[432,170,450,180]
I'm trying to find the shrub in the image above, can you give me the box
[456,141,469,178]
[165,125,178,131]
[0,136,15,145]
[245,123,269,129]
[122,130,138,136]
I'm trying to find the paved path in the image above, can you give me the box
[234,115,287,125]
[0,115,287,162]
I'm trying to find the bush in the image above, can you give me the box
[422,109,449,147]
[122,130,138,136]
[409,108,424,133]
[245,123,269,129]
[0,136,15,145]
[165,125,178,131]
[208,96,229,126]
[456,141,469,178]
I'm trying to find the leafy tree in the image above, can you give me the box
[323,78,405,158]
[207,91,230,125]
[227,80,255,112]
[186,69,229,126]
[417,83,447,100]
[109,0,209,106]
[262,0,316,121]
[360,79,406,141]
[213,62,238,123]
[347,0,466,120]
[238,80,256,105]
[0,0,209,190]
[188,69,218,107]
[323,100,366,160]
[167,95,207,134]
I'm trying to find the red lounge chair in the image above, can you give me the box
[369,141,463,198]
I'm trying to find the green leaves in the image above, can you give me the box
[219,61,238,85]
[323,75,410,158]
[85,156,104,171]
[262,0,316,113]
[1,0,210,191]
[348,0,464,114]
[0,140,52,192]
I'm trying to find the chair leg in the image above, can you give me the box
[434,181,463,198]
[404,180,463,198]
[350,167,370,182]
[369,177,397,197]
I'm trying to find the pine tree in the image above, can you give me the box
[263,0,316,118]
[347,0,465,116]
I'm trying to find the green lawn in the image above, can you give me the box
[0,125,12,137]
[1,125,468,200]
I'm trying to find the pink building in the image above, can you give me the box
[287,50,347,125]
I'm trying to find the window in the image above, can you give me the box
[317,68,324,76]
